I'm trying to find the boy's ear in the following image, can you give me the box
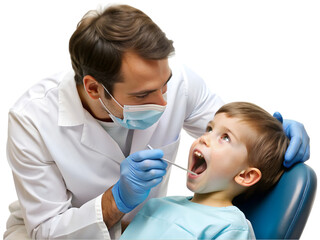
[83,75,103,100]
[234,168,262,187]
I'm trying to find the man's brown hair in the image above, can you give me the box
[216,102,289,196]
[69,4,174,94]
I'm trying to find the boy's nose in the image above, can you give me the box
[199,134,210,147]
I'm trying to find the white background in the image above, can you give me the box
[0,0,319,239]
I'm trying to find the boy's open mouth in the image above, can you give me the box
[191,149,207,175]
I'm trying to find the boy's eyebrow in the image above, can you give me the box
[128,71,172,96]
[224,127,239,142]
[206,120,215,131]
[209,120,240,142]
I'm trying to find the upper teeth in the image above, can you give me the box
[194,151,203,158]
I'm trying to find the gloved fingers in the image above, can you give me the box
[284,132,301,162]
[131,167,167,181]
[302,144,311,162]
[141,168,167,181]
[283,120,310,167]
[126,176,165,194]
[273,111,283,124]
[139,177,164,190]
[284,136,310,168]
[134,159,168,171]
[128,149,164,162]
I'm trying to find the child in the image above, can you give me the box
[120,102,289,239]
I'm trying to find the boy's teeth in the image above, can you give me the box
[192,150,207,175]
[195,151,203,158]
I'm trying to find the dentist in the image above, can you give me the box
[5,4,309,240]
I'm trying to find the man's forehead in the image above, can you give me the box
[118,54,170,89]
[121,52,170,78]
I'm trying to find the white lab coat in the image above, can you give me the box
[5,61,224,239]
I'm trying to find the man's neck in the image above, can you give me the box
[76,84,112,122]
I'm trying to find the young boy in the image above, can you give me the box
[120,102,289,239]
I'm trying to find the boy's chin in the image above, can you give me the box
[186,182,193,192]
[186,181,198,193]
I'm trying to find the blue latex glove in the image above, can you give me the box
[112,149,168,213]
[273,112,310,168]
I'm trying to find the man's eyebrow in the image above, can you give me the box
[128,71,172,96]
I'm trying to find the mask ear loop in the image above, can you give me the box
[99,85,125,122]
[101,84,124,109]
[98,98,113,115]
[98,97,125,127]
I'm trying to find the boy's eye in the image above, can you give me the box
[206,126,213,133]
[221,134,230,142]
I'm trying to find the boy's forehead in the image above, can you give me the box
[211,113,240,126]
[211,113,250,131]
[212,113,258,139]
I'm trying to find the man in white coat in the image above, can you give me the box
[4,4,310,239]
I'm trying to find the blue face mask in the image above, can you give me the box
[99,85,167,130]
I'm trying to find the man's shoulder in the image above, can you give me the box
[9,71,70,115]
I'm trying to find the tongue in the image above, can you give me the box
[193,160,207,174]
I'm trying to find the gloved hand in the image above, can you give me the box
[273,112,310,168]
[112,149,168,213]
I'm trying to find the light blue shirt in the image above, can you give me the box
[121,196,252,239]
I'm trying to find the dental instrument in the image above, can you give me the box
[147,145,198,176]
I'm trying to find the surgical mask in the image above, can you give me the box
[99,85,167,130]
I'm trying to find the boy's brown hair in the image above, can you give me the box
[216,102,289,196]
[69,4,175,96]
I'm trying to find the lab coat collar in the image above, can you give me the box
[57,71,125,162]
[130,121,159,154]
[58,71,86,126]
[80,114,160,162]
[57,72,160,161]
[81,111,125,163]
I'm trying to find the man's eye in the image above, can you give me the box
[136,94,149,99]
[206,126,213,133]
[222,134,230,142]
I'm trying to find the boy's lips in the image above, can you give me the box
[190,149,207,176]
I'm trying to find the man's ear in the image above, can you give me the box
[83,75,103,100]
[234,168,262,187]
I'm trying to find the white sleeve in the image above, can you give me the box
[182,65,224,138]
[7,111,120,239]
